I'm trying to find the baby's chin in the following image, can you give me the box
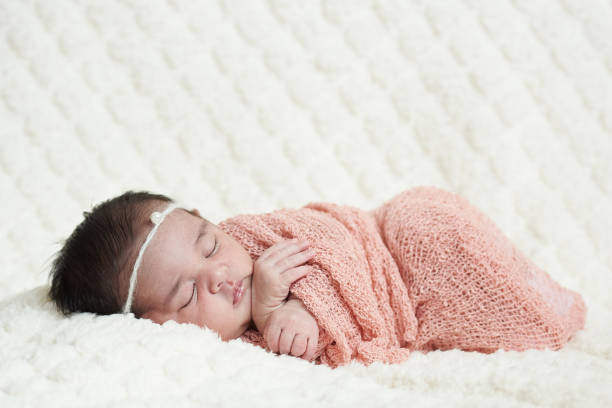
[221,322,251,341]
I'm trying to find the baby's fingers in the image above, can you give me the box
[302,332,319,362]
[290,334,308,357]
[264,324,281,354]
[278,329,296,356]
[259,239,310,263]
[281,265,312,287]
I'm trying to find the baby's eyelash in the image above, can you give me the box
[206,238,218,258]
[183,282,197,309]
[191,282,197,304]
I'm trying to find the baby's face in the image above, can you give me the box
[132,207,254,340]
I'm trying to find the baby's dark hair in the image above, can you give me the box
[49,191,173,316]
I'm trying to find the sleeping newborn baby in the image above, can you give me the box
[49,187,586,368]
[49,191,318,359]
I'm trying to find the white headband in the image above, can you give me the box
[122,202,187,314]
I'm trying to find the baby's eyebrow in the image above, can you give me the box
[194,220,208,245]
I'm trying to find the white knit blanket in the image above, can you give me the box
[1,1,611,406]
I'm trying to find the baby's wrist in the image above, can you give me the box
[252,301,286,332]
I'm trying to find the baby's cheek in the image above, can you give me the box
[197,299,222,328]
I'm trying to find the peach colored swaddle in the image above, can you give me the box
[219,187,586,368]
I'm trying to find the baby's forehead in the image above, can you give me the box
[163,210,217,247]
[170,206,200,220]
[131,207,195,254]
[164,209,202,234]
[146,206,200,226]
[178,210,212,230]
[138,211,200,280]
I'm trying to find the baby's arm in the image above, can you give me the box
[251,239,314,334]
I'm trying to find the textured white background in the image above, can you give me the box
[1,0,611,407]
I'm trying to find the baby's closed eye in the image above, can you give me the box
[182,282,197,309]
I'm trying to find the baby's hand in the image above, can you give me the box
[264,298,319,361]
[252,239,314,333]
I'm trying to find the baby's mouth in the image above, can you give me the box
[233,278,244,305]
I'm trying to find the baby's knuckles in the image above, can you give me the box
[268,301,314,334]
[269,310,300,329]
[252,259,290,306]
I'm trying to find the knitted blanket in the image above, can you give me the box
[219,187,586,368]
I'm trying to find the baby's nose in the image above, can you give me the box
[210,279,221,294]
[210,279,234,294]
[208,267,232,293]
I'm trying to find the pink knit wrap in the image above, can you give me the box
[218,187,586,368]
